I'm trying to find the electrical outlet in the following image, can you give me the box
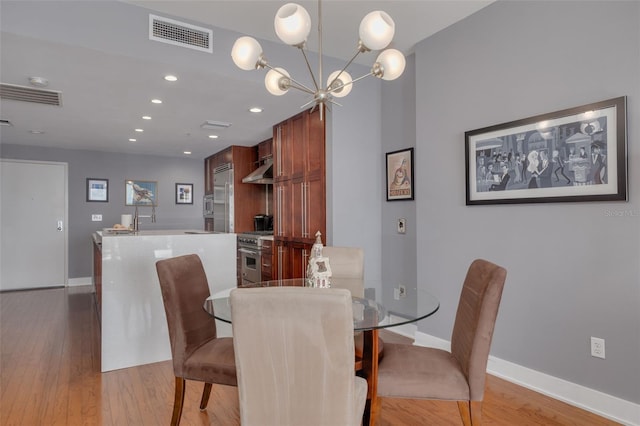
[397,218,406,234]
[398,285,406,298]
[393,288,400,300]
[91,214,102,222]
[591,337,605,359]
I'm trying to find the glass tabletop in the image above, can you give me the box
[203,278,440,331]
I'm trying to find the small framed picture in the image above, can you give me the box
[126,180,157,206]
[386,148,414,201]
[86,178,108,202]
[175,183,193,205]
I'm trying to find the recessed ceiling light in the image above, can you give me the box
[208,135,219,139]
[164,75,178,82]
[142,115,152,120]
[29,130,45,134]
[249,107,263,113]
[151,99,162,104]
[129,138,136,142]
[183,151,192,155]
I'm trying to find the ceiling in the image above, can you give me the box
[0,0,492,160]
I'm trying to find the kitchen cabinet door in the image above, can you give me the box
[274,121,292,180]
[275,238,290,280]
[304,173,325,240]
[289,241,310,279]
[274,180,291,238]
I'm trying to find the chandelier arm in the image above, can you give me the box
[326,49,362,89]
[326,71,374,95]
[317,0,323,93]
[347,72,375,86]
[299,49,320,92]
[264,64,316,95]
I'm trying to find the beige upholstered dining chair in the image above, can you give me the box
[377,259,507,426]
[322,246,365,297]
[322,245,384,370]
[156,254,237,426]
[230,287,368,426]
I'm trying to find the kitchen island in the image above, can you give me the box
[93,230,236,372]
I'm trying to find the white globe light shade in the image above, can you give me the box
[375,49,406,81]
[265,68,291,96]
[359,11,395,51]
[231,36,263,70]
[326,70,353,98]
[274,3,311,46]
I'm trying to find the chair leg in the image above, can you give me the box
[457,400,482,426]
[199,383,213,411]
[171,377,186,426]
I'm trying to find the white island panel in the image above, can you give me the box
[101,231,236,372]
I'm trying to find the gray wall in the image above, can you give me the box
[380,53,417,317]
[1,144,204,278]
[413,1,639,403]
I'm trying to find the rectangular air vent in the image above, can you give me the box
[201,120,232,130]
[149,14,212,53]
[0,83,62,106]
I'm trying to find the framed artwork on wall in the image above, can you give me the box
[86,178,108,202]
[386,148,414,201]
[125,180,157,206]
[465,96,627,205]
[175,183,193,204]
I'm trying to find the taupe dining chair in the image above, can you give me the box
[322,245,384,371]
[377,259,507,426]
[230,287,368,426]
[156,254,237,426]
[322,246,365,297]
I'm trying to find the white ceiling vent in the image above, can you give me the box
[201,120,232,130]
[149,14,212,53]
[0,83,62,106]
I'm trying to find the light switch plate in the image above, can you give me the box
[397,218,406,234]
[92,214,102,222]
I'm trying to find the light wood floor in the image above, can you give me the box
[0,286,619,425]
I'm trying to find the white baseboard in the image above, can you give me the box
[68,277,92,287]
[414,331,639,426]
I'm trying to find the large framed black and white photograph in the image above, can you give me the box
[465,96,627,205]
[386,148,414,201]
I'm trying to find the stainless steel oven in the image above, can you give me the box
[237,232,273,286]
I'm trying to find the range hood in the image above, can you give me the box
[242,158,273,184]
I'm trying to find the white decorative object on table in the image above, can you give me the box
[306,231,332,288]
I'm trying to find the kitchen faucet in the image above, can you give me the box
[133,205,156,232]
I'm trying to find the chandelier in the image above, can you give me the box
[230,1,406,119]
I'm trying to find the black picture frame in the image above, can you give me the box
[386,147,414,201]
[175,183,193,205]
[86,178,109,202]
[465,96,627,205]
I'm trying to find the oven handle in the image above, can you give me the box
[239,248,260,256]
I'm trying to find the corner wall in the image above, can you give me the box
[414,0,639,408]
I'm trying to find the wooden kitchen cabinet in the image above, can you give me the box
[261,238,274,281]
[258,138,273,160]
[273,108,326,279]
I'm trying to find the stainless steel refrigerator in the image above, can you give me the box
[213,163,234,233]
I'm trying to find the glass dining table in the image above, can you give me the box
[203,278,440,426]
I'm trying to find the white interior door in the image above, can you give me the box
[1,160,67,290]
